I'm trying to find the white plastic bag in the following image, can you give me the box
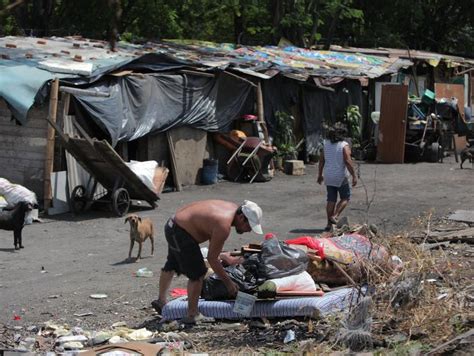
[0,178,38,208]
[125,161,158,192]
[268,271,317,292]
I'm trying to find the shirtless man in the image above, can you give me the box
[153,199,263,323]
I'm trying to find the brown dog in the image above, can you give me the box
[124,215,154,261]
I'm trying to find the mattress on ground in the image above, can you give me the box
[162,287,360,320]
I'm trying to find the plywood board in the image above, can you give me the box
[167,127,208,187]
[377,84,408,163]
[435,83,465,119]
[453,134,467,154]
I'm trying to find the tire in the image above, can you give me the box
[112,188,130,217]
[71,185,87,214]
[430,143,441,163]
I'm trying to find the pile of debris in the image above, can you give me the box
[1,214,473,354]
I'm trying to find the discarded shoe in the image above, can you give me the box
[179,313,215,325]
[151,299,166,314]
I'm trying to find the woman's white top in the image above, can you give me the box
[323,139,349,187]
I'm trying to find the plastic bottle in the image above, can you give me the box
[135,267,153,278]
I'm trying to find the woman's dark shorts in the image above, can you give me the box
[162,218,207,281]
[326,182,351,202]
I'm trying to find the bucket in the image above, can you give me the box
[233,291,257,317]
[201,159,218,185]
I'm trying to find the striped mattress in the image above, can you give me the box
[161,287,362,320]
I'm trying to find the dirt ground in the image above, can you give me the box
[1,155,473,351]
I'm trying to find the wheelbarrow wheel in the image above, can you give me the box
[429,142,442,163]
[71,185,87,214]
[112,188,130,217]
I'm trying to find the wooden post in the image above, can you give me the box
[256,81,275,174]
[166,130,182,192]
[43,78,60,213]
[256,81,270,144]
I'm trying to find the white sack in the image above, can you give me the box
[125,160,158,192]
[268,271,317,292]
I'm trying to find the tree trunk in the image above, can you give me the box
[234,4,244,44]
[308,0,320,47]
[271,0,283,44]
[323,7,342,50]
[107,0,122,51]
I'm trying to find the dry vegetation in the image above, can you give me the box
[1,213,472,354]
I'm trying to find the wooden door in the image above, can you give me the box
[377,84,408,163]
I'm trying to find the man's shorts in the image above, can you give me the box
[326,182,351,202]
[162,218,207,281]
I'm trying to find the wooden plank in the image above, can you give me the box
[167,130,182,191]
[453,134,467,154]
[44,78,60,211]
[0,126,48,137]
[435,83,465,120]
[1,136,47,148]
[167,127,207,187]
[0,149,47,160]
[377,84,408,163]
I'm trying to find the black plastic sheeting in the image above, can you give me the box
[262,75,362,156]
[301,80,362,155]
[72,71,253,146]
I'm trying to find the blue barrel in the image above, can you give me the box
[201,159,218,185]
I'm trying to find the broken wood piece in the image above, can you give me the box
[425,227,474,244]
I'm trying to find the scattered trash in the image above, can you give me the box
[111,321,127,328]
[283,329,296,344]
[57,335,88,344]
[170,288,187,297]
[13,314,21,320]
[89,294,108,299]
[48,295,60,299]
[127,328,153,341]
[63,341,84,350]
[135,267,153,278]
[73,312,94,317]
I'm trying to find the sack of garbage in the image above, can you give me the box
[201,264,259,300]
[244,237,308,280]
[0,178,38,225]
[0,178,38,209]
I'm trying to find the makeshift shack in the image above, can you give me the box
[2,36,474,213]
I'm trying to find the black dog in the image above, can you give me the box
[460,147,474,169]
[0,201,32,250]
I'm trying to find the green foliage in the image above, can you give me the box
[0,0,472,56]
[346,105,362,146]
[274,111,298,159]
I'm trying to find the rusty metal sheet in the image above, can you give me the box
[377,84,408,163]
[435,83,465,119]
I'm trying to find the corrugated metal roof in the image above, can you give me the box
[3,35,450,122]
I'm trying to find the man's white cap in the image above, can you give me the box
[241,200,263,234]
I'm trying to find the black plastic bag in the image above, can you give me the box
[201,264,258,300]
[252,238,308,279]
